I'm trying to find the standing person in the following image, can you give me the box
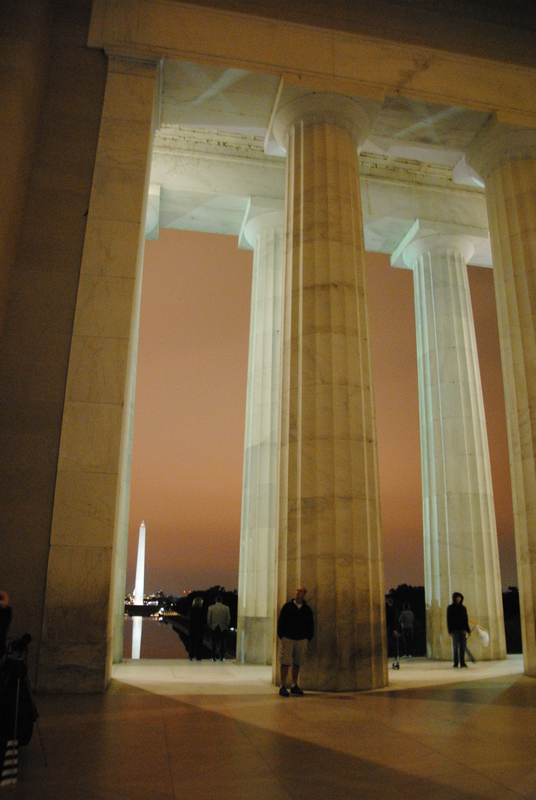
[447,592,471,668]
[0,591,12,661]
[277,586,314,697]
[398,602,415,658]
[188,596,205,661]
[207,595,231,662]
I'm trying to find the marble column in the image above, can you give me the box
[237,208,285,665]
[397,232,506,661]
[468,120,536,676]
[37,55,159,691]
[273,93,387,691]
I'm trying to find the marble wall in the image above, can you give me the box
[0,0,107,683]
[37,54,158,691]
[0,0,50,334]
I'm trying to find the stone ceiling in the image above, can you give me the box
[148,59,492,265]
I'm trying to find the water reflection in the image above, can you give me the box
[123,616,188,659]
[132,616,142,659]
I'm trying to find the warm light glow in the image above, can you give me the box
[127,230,515,598]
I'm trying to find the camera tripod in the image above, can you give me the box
[1,636,47,789]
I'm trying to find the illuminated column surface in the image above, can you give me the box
[273,93,387,691]
[394,231,506,661]
[237,208,285,665]
[468,121,536,676]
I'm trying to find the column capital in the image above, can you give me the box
[466,116,536,181]
[244,212,285,248]
[239,197,285,250]
[273,92,372,151]
[401,234,475,269]
[391,219,487,269]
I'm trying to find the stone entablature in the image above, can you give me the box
[149,124,491,264]
[89,0,536,127]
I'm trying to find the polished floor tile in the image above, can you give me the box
[8,656,536,799]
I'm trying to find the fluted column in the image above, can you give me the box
[273,93,386,691]
[399,233,506,661]
[468,121,536,675]
[237,209,285,665]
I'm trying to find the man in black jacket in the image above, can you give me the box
[277,586,314,697]
[447,592,471,668]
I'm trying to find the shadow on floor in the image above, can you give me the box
[11,671,536,800]
[372,672,536,707]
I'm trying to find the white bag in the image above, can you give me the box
[477,626,490,647]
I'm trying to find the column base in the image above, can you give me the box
[37,641,108,692]
[236,616,273,665]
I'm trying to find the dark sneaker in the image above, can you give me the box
[290,685,304,696]
[460,664,468,668]
[279,686,290,697]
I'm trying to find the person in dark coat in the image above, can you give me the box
[398,602,415,658]
[188,597,206,661]
[385,596,400,658]
[277,586,314,697]
[447,592,471,668]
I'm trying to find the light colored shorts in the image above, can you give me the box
[279,637,308,666]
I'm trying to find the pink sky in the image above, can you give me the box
[127,228,515,596]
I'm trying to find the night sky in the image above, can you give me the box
[127,228,515,598]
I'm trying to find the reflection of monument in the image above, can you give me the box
[3,0,536,692]
[132,521,146,660]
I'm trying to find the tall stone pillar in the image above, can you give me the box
[468,121,536,676]
[396,231,506,661]
[37,55,159,691]
[237,207,285,665]
[272,93,387,691]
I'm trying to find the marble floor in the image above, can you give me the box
[8,655,536,799]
